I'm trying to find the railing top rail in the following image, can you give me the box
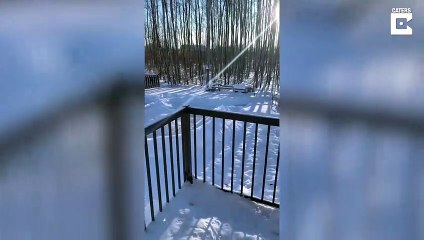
[186,106,279,126]
[145,106,280,135]
[145,108,186,135]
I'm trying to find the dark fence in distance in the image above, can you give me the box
[145,74,160,89]
[144,106,280,225]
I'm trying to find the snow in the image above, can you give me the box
[145,180,279,240]
[145,85,280,233]
[232,83,246,90]
[145,85,278,126]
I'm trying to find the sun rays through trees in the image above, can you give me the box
[145,0,279,94]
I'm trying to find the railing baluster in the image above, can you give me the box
[261,125,271,201]
[175,119,181,189]
[212,117,215,186]
[168,123,176,197]
[203,115,206,183]
[193,114,197,179]
[153,130,162,212]
[272,145,280,204]
[161,127,169,203]
[144,136,155,222]
[251,123,259,198]
[160,126,169,202]
[221,118,225,190]
[231,120,236,193]
[241,121,247,195]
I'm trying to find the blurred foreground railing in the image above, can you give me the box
[279,95,424,240]
[0,79,145,240]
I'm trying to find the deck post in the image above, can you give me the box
[181,107,193,183]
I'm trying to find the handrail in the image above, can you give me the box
[145,106,279,136]
[187,106,279,126]
[145,108,186,135]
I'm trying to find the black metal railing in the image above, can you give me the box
[145,74,160,89]
[144,106,280,225]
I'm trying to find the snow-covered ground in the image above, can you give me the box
[144,85,280,231]
[145,84,278,126]
[145,180,279,240]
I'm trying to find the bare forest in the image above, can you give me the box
[145,0,280,93]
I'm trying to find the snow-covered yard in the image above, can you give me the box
[145,84,278,126]
[144,84,280,238]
